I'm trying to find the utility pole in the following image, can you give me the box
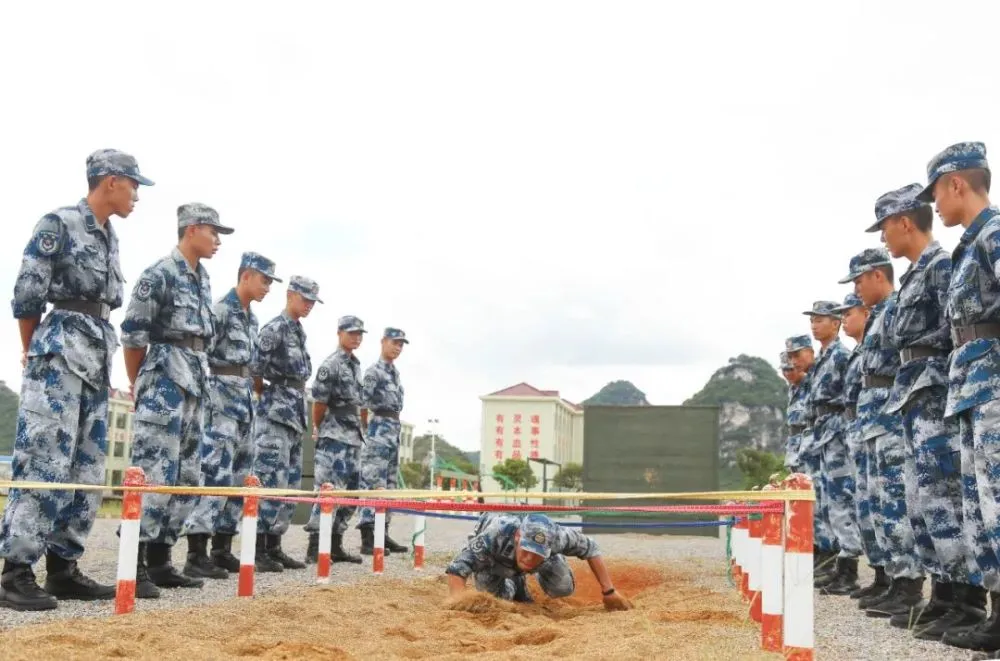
[427,418,439,489]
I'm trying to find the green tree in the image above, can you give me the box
[736,448,787,489]
[552,462,583,491]
[399,461,427,489]
[491,458,538,490]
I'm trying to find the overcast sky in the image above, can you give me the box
[2,1,998,452]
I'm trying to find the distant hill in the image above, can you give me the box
[0,381,17,456]
[465,450,480,467]
[412,434,478,475]
[582,380,650,406]
[684,354,787,469]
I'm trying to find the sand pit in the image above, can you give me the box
[0,560,780,660]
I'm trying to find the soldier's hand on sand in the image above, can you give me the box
[602,592,632,611]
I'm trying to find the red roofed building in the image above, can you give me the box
[479,383,584,493]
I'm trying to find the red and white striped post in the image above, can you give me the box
[747,497,763,623]
[760,484,784,653]
[733,513,747,599]
[782,473,815,661]
[115,466,145,615]
[238,475,261,598]
[413,512,426,571]
[373,508,386,575]
[316,482,334,584]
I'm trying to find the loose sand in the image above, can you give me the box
[0,559,778,661]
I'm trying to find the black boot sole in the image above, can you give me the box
[0,594,58,611]
[45,591,116,601]
[183,565,229,580]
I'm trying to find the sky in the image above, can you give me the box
[1,1,999,453]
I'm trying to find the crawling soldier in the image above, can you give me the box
[445,512,632,611]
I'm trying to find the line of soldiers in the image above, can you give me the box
[0,150,410,612]
[781,141,1000,652]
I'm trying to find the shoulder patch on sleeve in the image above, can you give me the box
[135,279,154,302]
[259,330,276,353]
[469,535,487,554]
[317,365,330,381]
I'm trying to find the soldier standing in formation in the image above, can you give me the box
[782,336,813,473]
[250,276,319,572]
[0,150,153,611]
[357,327,410,556]
[121,203,232,597]
[180,252,280,579]
[305,316,366,565]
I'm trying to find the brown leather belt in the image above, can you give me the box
[211,364,251,378]
[952,322,1000,347]
[789,424,807,435]
[372,409,400,420]
[862,375,894,388]
[814,403,844,417]
[165,335,206,352]
[269,376,305,390]
[899,346,949,364]
[52,300,111,321]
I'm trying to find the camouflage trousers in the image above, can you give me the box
[129,372,203,546]
[869,427,923,579]
[305,437,360,536]
[475,554,576,600]
[820,434,861,559]
[181,409,253,537]
[0,355,108,565]
[251,418,302,536]
[798,450,836,553]
[849,428,889,567]
[784,433,803,471]
[958,399,1000,591]
[358,418,401,527]
[901,388,967,583]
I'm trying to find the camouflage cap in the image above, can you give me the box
[785,335,813,353]
[866,183,929,232]
[779,352,794,371]
[837,247,892,284]
[288,275,323,303]
[177,203,234,235]
[239,252,282,283]
[832,292,864,314]
[801,300,842,318]
[338,315,366,333]
[383,327,409,343]
[518,513,555,558]
[86,149,155,186]
[917,141,989,202]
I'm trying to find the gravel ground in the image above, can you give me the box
[0,515,990,660]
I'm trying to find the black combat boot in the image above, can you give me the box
[135,543,161,599]
[332,532,363,564]
[0,561,57,611]
[146,542,204,588]
[254,534,283,573]
[304,533,319,564]
[889,578,952,629]
[210,533,240,573]
[866,576,925,618]
[859,577,895,610]
[184,534,228,579]
[913,583,987,641]
[385,522,408,555]
[813,551,839,588]
[43,552,115,600]
[511,574,534,603]
[359,525,375,556]
[851,565,888,599]
[266,534,306,570]
[941,591,1000,651]
[820,557,860,596]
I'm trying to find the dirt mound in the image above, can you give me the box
[0,559,779,660]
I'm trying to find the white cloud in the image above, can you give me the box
[0,1,998,452]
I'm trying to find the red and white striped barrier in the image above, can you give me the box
[733,512,747,600]
[316,482,334,584]
[373,509,386,575]
[114,467,145,615]
[760,484,784,653]
[238,475,261,598]
[413,514,426,571]
[782,474,814,660]
[746,499,763,624]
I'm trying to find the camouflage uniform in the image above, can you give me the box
[306,316,367,537]
[802,301,861,560]
[182,254,280,540]
[0,150,152,606]
[251,278,319,538]
[784,355,812,472]
[837,293,888,569]
[446,513,600,601]
[840,249,922,581]
[122,204,232,551]
[358,328,409,528]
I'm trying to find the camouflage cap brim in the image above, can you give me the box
[915,183,935,203]
[863,219,883,233]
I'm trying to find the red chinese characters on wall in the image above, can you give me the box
[529,413,541,459]
[494,414,505,461]
[511,411,523,458]
[512,449,522,459]
[494,449,503,460]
